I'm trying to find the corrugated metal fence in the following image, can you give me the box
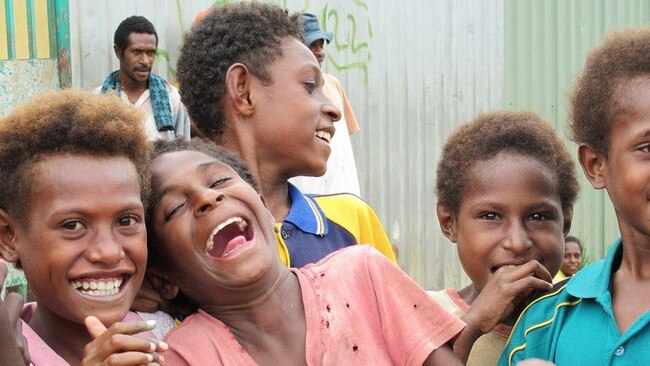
[67,0,650,291]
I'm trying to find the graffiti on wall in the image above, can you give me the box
[319,1,371,83]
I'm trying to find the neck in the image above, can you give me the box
[118,71,148,95]
[30,306,93,365]
[204,269,305,353]
[618,225,650,279]
[217,131,292,222]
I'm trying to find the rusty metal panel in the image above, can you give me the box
[504,0,650,264]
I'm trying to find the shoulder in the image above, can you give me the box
[313,193,374,214]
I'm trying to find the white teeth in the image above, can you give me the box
[71,277,123,297]
[206,217,248,252]
[316,130,332,143]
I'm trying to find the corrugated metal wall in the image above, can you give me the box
[504,0,650,263]
[69,0,504,290]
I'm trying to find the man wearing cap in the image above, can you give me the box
[290,13,362,196]
[95,15,190,141]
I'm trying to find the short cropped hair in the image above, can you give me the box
[436,111,579,215]
[114,15,158,50]
[177,1,302,138]
[564,235,583,253]
[0,90,150,223]
[570,28,650,154]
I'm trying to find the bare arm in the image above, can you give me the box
[422,344,463,366]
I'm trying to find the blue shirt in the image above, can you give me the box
[499,238,650,365]
[276,184,396,268]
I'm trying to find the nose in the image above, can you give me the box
[322,95,341,123]
[501,221,532,254]
[195,188,225,217]
[85,228,126,266]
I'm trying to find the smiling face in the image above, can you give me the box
[561,240,582,276]
[10,155,146,327]
[596,76,650,241]
[250,38,341,178]
[442,152,567,295]
[116,32,157,85]
[149,150,280,307]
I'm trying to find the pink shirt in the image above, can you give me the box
[21,303,155,365]
[164,245,465,365]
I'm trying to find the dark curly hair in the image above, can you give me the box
[177,1,302,138]
[0,89,151,223]
[114,15,158,51]
[436,111,579,215]
[570,28,650,154]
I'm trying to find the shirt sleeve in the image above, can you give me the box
[363,247,465,366]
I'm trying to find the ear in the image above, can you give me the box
[0,209,20,263]
[113,45,123,60]
[436,203,458,243]
[562,207,573,237]
[225,63,254,117]
[146,266,179,300]
[577,144,607,190]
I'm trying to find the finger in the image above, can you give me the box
[4,292,25,322]
[495,260,552,283]
[85,316,108,339]
[101,350,163,366]
[0,261,7,284]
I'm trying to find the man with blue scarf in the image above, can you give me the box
[95,16,190,140]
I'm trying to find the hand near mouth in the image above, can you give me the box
[83,316,168,366]
[462,261,553,334]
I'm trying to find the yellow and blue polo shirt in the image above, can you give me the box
[276,184,396,268]
[499,238,650,365]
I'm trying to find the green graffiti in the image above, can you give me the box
[320,2,371,83]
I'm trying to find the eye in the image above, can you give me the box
[304,82,317,95]
[480,212,500,220]
[528,212,548,221]
[116,214,140,227]
[210,177,230,188]
[638,143,650,153]
[62,220,84,231]
[164,201,186,222]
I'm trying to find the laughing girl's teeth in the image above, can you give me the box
[206,217,248,252]
[71,278,123,297]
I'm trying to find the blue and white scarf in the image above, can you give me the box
[100,70,174,131]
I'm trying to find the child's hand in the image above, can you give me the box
[82,316,168,366]
[463,260,553,334]
[0,262,31,366]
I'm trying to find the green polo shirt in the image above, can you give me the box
[499,238,650,365]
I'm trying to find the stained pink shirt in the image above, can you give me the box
[164,245,465,365]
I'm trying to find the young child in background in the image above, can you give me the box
[432,111,579,365]
[500,27,650,365]
[176,1,395,268]
[552,235,583,283]
[0,90,166,365]
[145,138,467,365]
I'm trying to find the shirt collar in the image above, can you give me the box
[566,237,623,299]
[283,183,329,236]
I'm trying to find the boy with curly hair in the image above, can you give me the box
[177,1,395,268]
[0,90,166,365]
[500,28,650,365]
[433,111,578,365]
